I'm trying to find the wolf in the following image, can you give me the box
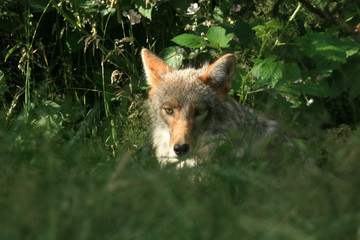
[141,49,278,167]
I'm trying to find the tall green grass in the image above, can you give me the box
[0,109,359,239]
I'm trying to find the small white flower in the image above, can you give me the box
[293,78,301,84]
[187,3,200,15]
[306,98,314,106]
[227,17,234,25]
[184,24,191,31]
[202,20,213,27]
[231,4,241,13]
[122,9,141,25]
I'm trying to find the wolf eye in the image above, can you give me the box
[164,108,174,115]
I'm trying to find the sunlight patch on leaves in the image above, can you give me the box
[159,46,184,69]
[171,34,208,48]
[206,26,234,48]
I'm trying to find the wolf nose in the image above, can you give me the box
[174,144,189,156]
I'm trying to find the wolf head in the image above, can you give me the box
[141,49,236,161]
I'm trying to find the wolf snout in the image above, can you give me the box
[173,143,189,156]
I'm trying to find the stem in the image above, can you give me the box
[239,72,250,104]
[246,88,265,95]
[101,58,110,118]
[102,0,114,40]
[273,1,302,50]
[30,0,52,50]
[129,24,136,77]
[100,1,115,120]
[25,55,31,117]
[289,1,302,23]
[24,0,31,118]
[240,32,268,104]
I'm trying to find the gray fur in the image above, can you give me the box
[145,64,278,166]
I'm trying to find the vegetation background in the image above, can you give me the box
[0,0,360,239]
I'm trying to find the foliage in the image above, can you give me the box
[0,0,360,239]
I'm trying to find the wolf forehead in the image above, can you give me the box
[151,68,218,106]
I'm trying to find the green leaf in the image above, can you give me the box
[159,46,184,69]
[135,0,154,20]
[265,19,283,30]
[263,55,278,64]
[252,55,277,64]
[73,0,97,12]
[316,45,347,63]
[252,25,266,37]
[213,6,224,22]
[4,42,21,62]
[277,85,301,97]
[61,97,86,122]
[298,82,332,98]
[100,5,116,17]
[282,63,301,83]
[295,31,359,72]
[341,37,359,58]
[267,62,283,87]
[206,26,234,48]
[32,101,63,137]
[251,58,265,64]
[276,85,302,108]
[171,34,208,48]
[251,56,283,87]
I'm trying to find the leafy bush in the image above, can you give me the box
[0,0,360,239]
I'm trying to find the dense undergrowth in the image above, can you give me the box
[0,0,360,239]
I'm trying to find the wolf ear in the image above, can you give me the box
[141,49,173,87]
[199,54,236,100]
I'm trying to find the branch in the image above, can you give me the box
[299,0,360,44]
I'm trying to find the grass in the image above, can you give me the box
[0,106,359,240]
